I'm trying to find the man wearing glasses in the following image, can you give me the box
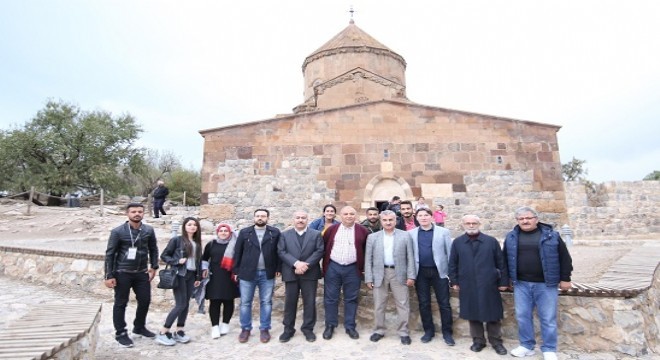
[503,207,573,360]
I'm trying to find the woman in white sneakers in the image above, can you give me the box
[202,223,240,339]
[156,217,202,346]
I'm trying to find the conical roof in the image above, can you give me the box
[303,20,406,71]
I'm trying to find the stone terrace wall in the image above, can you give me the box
[2,246,658,357]
[565,181,660,239]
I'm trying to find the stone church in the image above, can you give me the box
[199,20,566,236]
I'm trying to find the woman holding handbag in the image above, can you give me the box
[202,223,240,339]
[156,217,202,346]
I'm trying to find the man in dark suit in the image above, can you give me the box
[321,206,369,340]
[278,210,324,343]
[233,209,281,344]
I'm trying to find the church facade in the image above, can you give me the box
[199,20,566,235]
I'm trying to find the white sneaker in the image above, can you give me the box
[510,346,535,357]
[155,332,176,346]
[211,325,220,339]
[220,323,230,335]
[543,352,558,360]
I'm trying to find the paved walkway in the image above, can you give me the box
[1,276,657,360]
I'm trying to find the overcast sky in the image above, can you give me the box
[1,1,658,182]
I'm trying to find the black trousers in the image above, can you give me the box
[209,299,235,326]
[283,278,318,334]
[113,271,151,335]
[469,320,503,345]
[164,272,196,328]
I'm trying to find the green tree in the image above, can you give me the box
[643,170,660,180]
[562,157,588,181]
[0,100,144,197]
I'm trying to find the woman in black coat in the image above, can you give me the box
[202,223,240,339]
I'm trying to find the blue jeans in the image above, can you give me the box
[323,261,361,330]
[239,270,274,331]
[514,281,558,352]
[415,266,453,336]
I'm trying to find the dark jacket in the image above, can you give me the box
[449,232,508,322]
[104,222,159,279]
[233,225,281,281]
[160,235,202,281]
[322,223,369,277]
[395,216,420,231]
[503,222,573,287]
[153,185,169,200]
[278,227,324,282]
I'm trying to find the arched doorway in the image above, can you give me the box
[363,175,414,209]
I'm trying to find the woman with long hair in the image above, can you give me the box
[308,204,339,234]
[156,217,202,346]
[202,223,240,338]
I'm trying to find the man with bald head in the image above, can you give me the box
[278,210,324,343]
[321,206,369,340]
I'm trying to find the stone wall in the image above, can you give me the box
[565,180,660,239]
[201,100,565,216]
[1,246,658,356]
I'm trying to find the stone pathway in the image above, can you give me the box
[1,276,657,360]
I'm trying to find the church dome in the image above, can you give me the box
[295,20,408,113]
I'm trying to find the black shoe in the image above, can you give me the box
[493,343,508,355]
[443,334,455,346]
[370,333,384,342]
[420,333,434,343]
[470,342,487,352]
[115,332,134,348]
[346,328,359,340]
[322,325,335,340]
[303,332,316,342]
[400,336,412,345]
[132,327,156,338]
[279,331,294,343]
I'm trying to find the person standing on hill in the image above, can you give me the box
[153,180,169,218]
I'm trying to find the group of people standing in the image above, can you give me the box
[103,201,572,360]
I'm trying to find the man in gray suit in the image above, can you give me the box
[409,207,455,346]
[277,210,324,343]
[365,210,416,345]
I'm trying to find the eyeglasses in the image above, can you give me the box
[517,217,537,221]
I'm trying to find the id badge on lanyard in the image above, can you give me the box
[127,223,141,260]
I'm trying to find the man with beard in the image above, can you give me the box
[322,206,369,340]
[278,210,324,343]
[104,203,160,347]
[361,207,382,233]
[409,207,454,346]
[448,215,508,355]
[233,209,282,344]
[396,200,420,231]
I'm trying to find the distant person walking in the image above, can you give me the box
[103,203,160,348]
[156,217,202,346]
[153,180,169,218]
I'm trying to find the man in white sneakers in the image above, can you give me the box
[503,207,573,360]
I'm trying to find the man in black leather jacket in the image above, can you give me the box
[104,203,160,347]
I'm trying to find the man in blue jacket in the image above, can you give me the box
[503,207,573,360]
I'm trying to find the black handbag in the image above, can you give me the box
[157,265,179,289]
